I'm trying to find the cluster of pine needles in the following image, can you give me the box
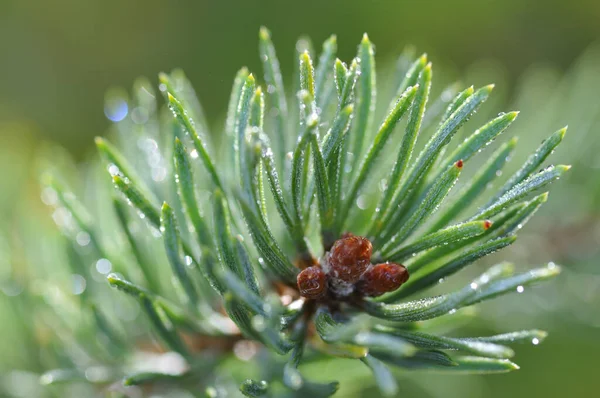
[35,27,570,397]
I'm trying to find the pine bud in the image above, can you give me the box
[327,236,372,283]
[297,266,327,299]
[359,262,409,297]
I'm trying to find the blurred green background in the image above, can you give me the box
[1,0,600,397]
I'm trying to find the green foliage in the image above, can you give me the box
[2,28,571,397]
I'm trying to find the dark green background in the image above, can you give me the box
[2,0,600,155]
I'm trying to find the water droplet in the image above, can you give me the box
[85,367,111,383]
[131,107,149,124]
[205,387,218,398]
[104,98,128,122]
[76,231,91,247]
[2,284,23,297]
[356,195,368,210]
[448,308,457,315]
[251,315,266,331]
[289,372,303,389]
[233,340,258,361]
[190,149,199,159]
[184,256,193,266]
[108,164,120,176]
[438,278,445,284]
[71,274,87,295]
[151,167,167,182]
[516,285,524,293]
[470,282,478,290]
[95,258,112,274]
[532,338,540,345]
[41,187,58,206]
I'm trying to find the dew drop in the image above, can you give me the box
[108,164,120,176]
[532,338,540,345]
[233,340,258,361]
[104,98,128,122]
[131,107,149,124]
[289,372,303,389]
[41,187,58,206]
[190,149,199,159]
[184,256,193,266]
[251,315,266,332]
[516,285,524,293]
[85,366,110,383]
[71,274,87,295]
[470,282,478,290]
[151,167,167,182]
[2,284,23,297]
[95,258,112,275]
[76,231,91,247]
[356,195,368,210]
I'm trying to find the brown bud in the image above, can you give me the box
[328,236,372,283]
[359,262,409,297]
[297,266,327,299]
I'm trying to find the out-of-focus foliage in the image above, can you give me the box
[2,0,600,154]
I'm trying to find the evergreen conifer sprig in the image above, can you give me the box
[38,27,569,397]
